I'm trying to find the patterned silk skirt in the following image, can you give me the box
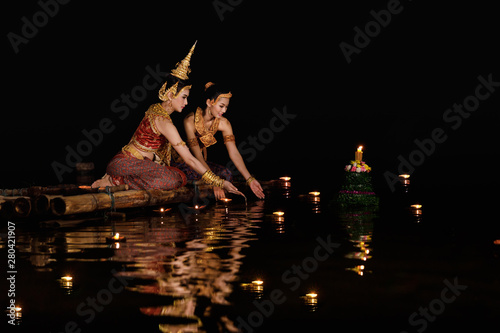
[106,152,187,190]
[172,161,233,183]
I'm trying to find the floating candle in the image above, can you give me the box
[153,207,171,214]
[13,306,22,319]
[355,146,363,161]
[241,279,264,299]
[399,174,410,185]
[302,292,319,311]
[60,275,73,289]
[305,292,318,298]
[309,191,321,205]
[410,204,423,216]
[106,233,126,243]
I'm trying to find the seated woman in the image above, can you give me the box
[172,82,265,200]
[92,43,241,196]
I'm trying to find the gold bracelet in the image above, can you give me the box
[201,170,225,188]
[246,176,256,185]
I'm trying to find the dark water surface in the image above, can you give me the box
[2,179,500,333]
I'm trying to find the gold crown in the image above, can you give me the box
[211,92,232,105]
[205,81,232,105]
[170,41,197,80]
[158,41,197,101]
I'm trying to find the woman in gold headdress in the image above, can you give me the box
[172,82,265,200]
[92,43,241,196]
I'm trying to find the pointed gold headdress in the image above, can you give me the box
[171,41,196,80]
[158,41,197,101]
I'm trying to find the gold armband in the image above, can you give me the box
[201,170,225,188]
[223,135,235,144]
[172,141,186,147]
[187,138,199,147]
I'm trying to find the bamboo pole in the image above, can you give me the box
[13,197,31,217]
[1,196,31,217]
[51,185,212,216]
[33,195,62,216]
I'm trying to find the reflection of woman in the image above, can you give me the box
[92,44,240,195]
[173,82,265,200]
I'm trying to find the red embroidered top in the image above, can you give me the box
[122,103,173,165]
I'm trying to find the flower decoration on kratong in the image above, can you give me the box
[345,160,372,173]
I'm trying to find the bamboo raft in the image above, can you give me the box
[0,183,214,220]
[0,180,281,220]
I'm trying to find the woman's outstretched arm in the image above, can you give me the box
[220,118,265,199]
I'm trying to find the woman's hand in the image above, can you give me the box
[249,180,265,199]
[213,186,226,200]
[223,181,244,197]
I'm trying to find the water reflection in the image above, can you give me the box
[339,209,376,276]
[240,279,264,299]
[112,201,264,331]
[301,292,318,312]
[58,275,74,294]
[9,200,264,332]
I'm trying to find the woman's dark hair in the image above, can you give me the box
[202,82,231,107]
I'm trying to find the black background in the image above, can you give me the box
[3,0,499,197]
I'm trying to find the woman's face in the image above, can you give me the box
[208,97,230,118]
[171,89,190,112]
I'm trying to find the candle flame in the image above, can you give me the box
[160,208,164,212]
[357,146,363,152]
[61,276,73,281]
[411,204,422,209]
[194,205,199,209]
[280,176,291,181]
[113,233,120,240]
[252,280,264,285]
[399,174,410,179]
[306,292,318,298]
[273,211,285,216]
[309,191,320,196]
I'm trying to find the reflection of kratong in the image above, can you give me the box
[339,208,376,276]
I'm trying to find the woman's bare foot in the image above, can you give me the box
[91,174,113,188]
